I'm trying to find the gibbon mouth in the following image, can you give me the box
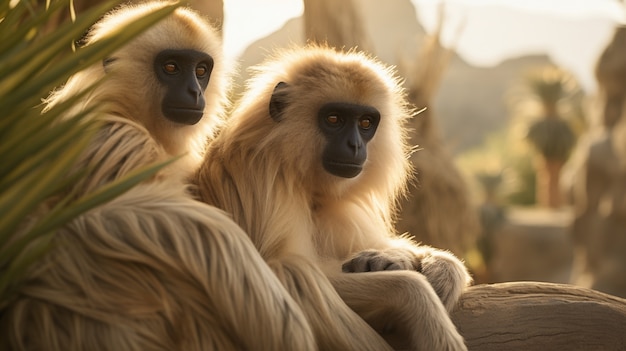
[164,108,204,125]
[324,161,363,178]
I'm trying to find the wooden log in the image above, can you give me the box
[451,282,626,351]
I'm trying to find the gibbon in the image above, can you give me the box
[1,118,316,351]
[194,45,472,350]
[1,3,317,351]
[43,1,230,176]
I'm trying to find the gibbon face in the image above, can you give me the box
[269,73,392,182]
[97,8,222,129]
[269,82,381,178]
[317,101,380,178]
[153,49,214,125]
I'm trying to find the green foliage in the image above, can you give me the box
[504,152,536,206]
[0,0,179,308]
[522,66,579,162]
[456,129,536,206]
[525,66,574,109]
[526,117,576,162]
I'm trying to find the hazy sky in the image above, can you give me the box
[222,0,625,91]
[223,0,303,58]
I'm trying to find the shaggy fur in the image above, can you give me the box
[194,45,472,350]
[1,118,316,351]
[1,3,317,350]
[43,1,230,176]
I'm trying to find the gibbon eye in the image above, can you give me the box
[359,118,373,129]
[326,114,339,124]
[196,65,207,77]
[163,62,178,74]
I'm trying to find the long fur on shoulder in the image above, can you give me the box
[1,118,316,351]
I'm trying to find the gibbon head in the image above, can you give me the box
[234,45,412,197]
[50,2,229,166]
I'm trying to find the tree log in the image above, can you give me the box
[451,282,626,350]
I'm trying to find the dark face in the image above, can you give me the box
[154,49,214,125]
[268,82,381,179]
[317,102,380,178]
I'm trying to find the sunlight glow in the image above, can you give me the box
[223,0,304,60]
[222,0,623,92]
[413,0,624,20]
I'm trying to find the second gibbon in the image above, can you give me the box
[194,45,472,350]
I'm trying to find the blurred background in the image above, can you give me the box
[41,0,626,298]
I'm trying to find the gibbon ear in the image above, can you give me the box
[269,81,289,122]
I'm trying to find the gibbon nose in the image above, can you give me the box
[348,134,362,157]
[188,82,203,105]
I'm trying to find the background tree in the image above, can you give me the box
[395,8,481,263]
[524,66,578,208]
[570,24,626,298]
[595,26,626,129]
[302,0,371,51]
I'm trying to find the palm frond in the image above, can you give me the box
[0,0,180,307]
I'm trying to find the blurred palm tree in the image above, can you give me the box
[523,66,578,208]
[0,0,177,309]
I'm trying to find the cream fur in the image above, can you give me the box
[1,3,317,350]
[1,117,317,351]
[43,1,231,176]
[195,45,472,350]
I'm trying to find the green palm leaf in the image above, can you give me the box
[0,0,179,307]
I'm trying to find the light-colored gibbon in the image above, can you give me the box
[0,3,317,351]
[42,1,229,176]
[194,45,473,350]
